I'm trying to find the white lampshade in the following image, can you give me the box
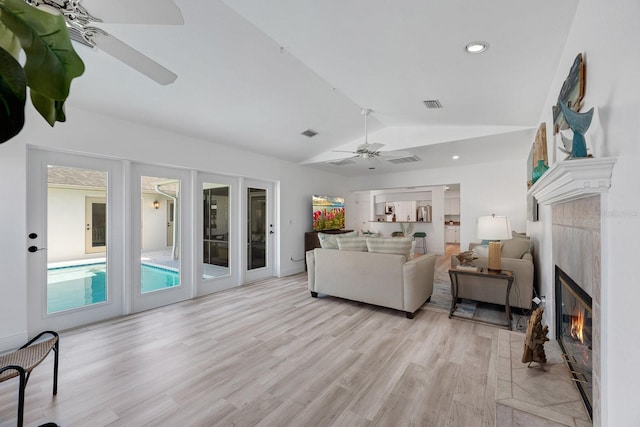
[477,215,512,241]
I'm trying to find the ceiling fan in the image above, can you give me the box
[29,0,183,85]
[331,108,412,161]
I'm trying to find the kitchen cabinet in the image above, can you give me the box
[445,226,460,243]
[445,198,460,215]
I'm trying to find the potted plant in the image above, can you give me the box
[0,0,84,144]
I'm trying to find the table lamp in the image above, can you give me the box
[477,214,512,272]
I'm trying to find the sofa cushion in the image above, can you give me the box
[336,236,368,252]
[366,237,412,260]
[501,238,531,259]
[318,231,357,249]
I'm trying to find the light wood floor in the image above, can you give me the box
[1,246,504,427]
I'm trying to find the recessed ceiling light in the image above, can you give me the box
[369,167,375,170]
[300,129,318,138]
[465,42,488,54]
[452,155,460,160]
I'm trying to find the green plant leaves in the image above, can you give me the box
[0,46,26,143]
[0,0,84,140]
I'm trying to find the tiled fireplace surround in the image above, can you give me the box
[552,195,600,423]
[496,157,615,426]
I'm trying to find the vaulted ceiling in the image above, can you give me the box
[66,0,579,175]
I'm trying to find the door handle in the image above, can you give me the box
[28,246,46,253]
[269,230,274,234]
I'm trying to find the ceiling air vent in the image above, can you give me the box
[329,159,356,166]
[301,129,318,138]
[423,99,443,109]
[387,155,421,164]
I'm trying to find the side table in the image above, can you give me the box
[448,266,514,330]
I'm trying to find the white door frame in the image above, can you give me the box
[242,178,277,283]
[26,148,125,335]
[130,163,193,313]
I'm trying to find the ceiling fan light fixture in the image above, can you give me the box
[465,41,488,54]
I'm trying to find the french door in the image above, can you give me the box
[197,173,237,294]
[130,164,193,313]
[243,179,275,282]
[27,149,124,335]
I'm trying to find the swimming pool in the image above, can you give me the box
[47,263,180,313]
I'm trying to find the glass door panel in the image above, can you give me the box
[140,175,180,293]
[248,187,266,270]
[85,197,106,254]
[243,179,274,283]
[47,166,108,313]
[203,183,230,278]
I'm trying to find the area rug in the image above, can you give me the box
[427,268,530,331]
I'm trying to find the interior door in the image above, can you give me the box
[243,179,275,283]
[27,149,124,335]
[130,164,192,313]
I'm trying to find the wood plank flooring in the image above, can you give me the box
[0,248,504,427]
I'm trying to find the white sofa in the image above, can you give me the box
[306,248,437,318]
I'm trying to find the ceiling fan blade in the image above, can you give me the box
[332,149,357,154]
[92,32,177,85]
[80,0,184,24]
[378,150,413,158]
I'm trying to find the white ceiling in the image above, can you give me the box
[66,0,579,175]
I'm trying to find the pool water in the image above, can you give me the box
[47,263,180,313]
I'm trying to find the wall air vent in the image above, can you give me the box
[301,129,318,138]
[387,155,421,164]
[423,99,443,109]
[329,159,356,166]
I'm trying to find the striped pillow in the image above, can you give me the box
[336,236,368,252]
[318,231,357,249]
[366,237,413,260]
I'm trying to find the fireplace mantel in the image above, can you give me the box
[528,157,616,205]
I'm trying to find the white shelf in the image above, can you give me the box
[528,157,616,205]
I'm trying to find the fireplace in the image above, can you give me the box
[555,266,593,419]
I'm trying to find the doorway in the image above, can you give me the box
[243,180,275,282]
[27,150,124,335]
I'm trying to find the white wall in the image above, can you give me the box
[527,1,640,424]
[0,106,345,350]
[47,188,106,262]
[348,158,529,252]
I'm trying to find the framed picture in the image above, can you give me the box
[552,53,586,134]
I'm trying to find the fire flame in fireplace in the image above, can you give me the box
[571,310,585,343]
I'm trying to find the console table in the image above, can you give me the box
[448,266,514,330]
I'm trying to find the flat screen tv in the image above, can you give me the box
[312,195,345,231]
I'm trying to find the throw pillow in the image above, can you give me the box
[336,236,368,252]
[318,231,358,249]
[409,240,416,259]
[366,237,413,260]
[501,238,531,259]
[472,244,490,258]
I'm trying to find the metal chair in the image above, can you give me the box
[0,331,59,427]
[413,232,427,253]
